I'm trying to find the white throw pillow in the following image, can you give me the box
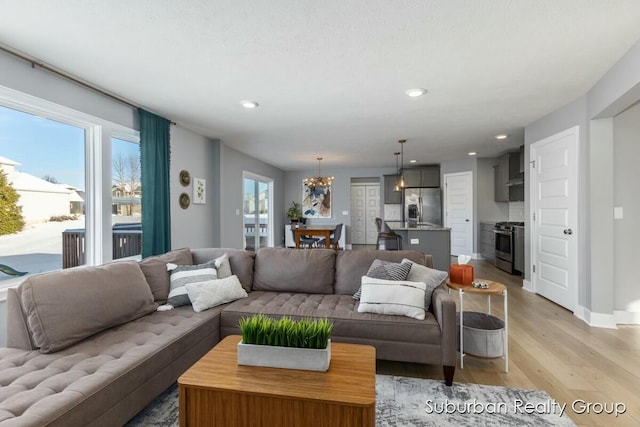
[185,275,248,313]
[357,276,427,320]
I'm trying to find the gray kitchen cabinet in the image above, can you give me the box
[519,144,525,173]
[383,174,402,204]
[479,222,495,263]
[494,157,509,202]
[401,165,441,188]
[494,152,524,202]
[402,169,422,188]
[419,165,440,187]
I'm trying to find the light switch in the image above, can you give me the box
[342,210,349,216]
[236,209,240,216]
[614,207,623,219]
[410,238,419,245]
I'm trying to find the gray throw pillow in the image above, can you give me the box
[138,247,193,303]
[401,258,449,309]
[353,259,412,300]
[166,260,218,307]
[214,253,233,279]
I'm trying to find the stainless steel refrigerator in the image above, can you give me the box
[404,188,442,226]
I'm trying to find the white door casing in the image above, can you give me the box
[350,184,380,245]
[530,126,579,311]
[444,172,473,256]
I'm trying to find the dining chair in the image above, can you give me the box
[291,228,320,249]
[375,218,402,250]
[318,223,343,250]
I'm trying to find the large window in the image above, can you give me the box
[0,88,139,287]
[0,105,86,276]
[111,138,142,259]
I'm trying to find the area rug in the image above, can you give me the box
[126,375,576,426]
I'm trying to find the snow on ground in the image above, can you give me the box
[0,215,139,281]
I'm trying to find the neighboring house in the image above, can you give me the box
[0,156,75,224]
[111,183,141,216]
[55,183,85,215]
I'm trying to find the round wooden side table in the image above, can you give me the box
[446,279,508,372]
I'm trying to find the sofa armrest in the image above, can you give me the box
[431,284,456,367]
[6,288,35,350]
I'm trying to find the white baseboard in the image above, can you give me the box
[575,305,618,329]
[614,310,640,325]
[522,279,534,293]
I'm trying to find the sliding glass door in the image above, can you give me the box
[243,172,273,251]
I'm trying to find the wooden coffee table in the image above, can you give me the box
[178,335,376,427]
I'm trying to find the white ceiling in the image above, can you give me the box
[2,1,640,171]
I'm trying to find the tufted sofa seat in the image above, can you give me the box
[220,291,445,364]
[0,306,220,427]
[0,247,456,426]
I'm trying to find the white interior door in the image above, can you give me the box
[531,127,578,311]
[444,172,473,256]
[350,186,366,244]
[365,185,380,244]
[350,184,380,245]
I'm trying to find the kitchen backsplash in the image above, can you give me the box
[509,202,525,222]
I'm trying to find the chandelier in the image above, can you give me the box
[304,157,334,189]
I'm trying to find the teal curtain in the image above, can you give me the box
[139,109,171,257]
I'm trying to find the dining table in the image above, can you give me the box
[293,225,337,249]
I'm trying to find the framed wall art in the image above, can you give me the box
[193,177,206,204]
[302,181,331,218]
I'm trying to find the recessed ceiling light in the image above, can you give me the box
[409,159,417,163]
[240,100,259,109]
[406,88,427,97]
[468,152,477,156]
[495,134,508,140]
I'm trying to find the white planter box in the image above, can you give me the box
[237,340,331,372]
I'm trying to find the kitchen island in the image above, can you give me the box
[385,222,451,272]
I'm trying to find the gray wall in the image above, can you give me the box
[220,145,285,248]
[284,167,396,245]
[170,127,221,249]
[613,101,640,313]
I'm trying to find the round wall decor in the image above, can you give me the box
[179,170,191,187]
[179,192,191,209]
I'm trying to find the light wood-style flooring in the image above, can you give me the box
[376,256,640,427]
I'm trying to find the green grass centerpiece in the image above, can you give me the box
[239,314,333,349]
[237,314,334,371]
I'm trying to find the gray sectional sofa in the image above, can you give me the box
[0,247,456,426]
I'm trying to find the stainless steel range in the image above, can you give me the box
[493,222,524,274]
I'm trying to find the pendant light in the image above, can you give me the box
[398,139,406,188]
[393,152,401,192]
